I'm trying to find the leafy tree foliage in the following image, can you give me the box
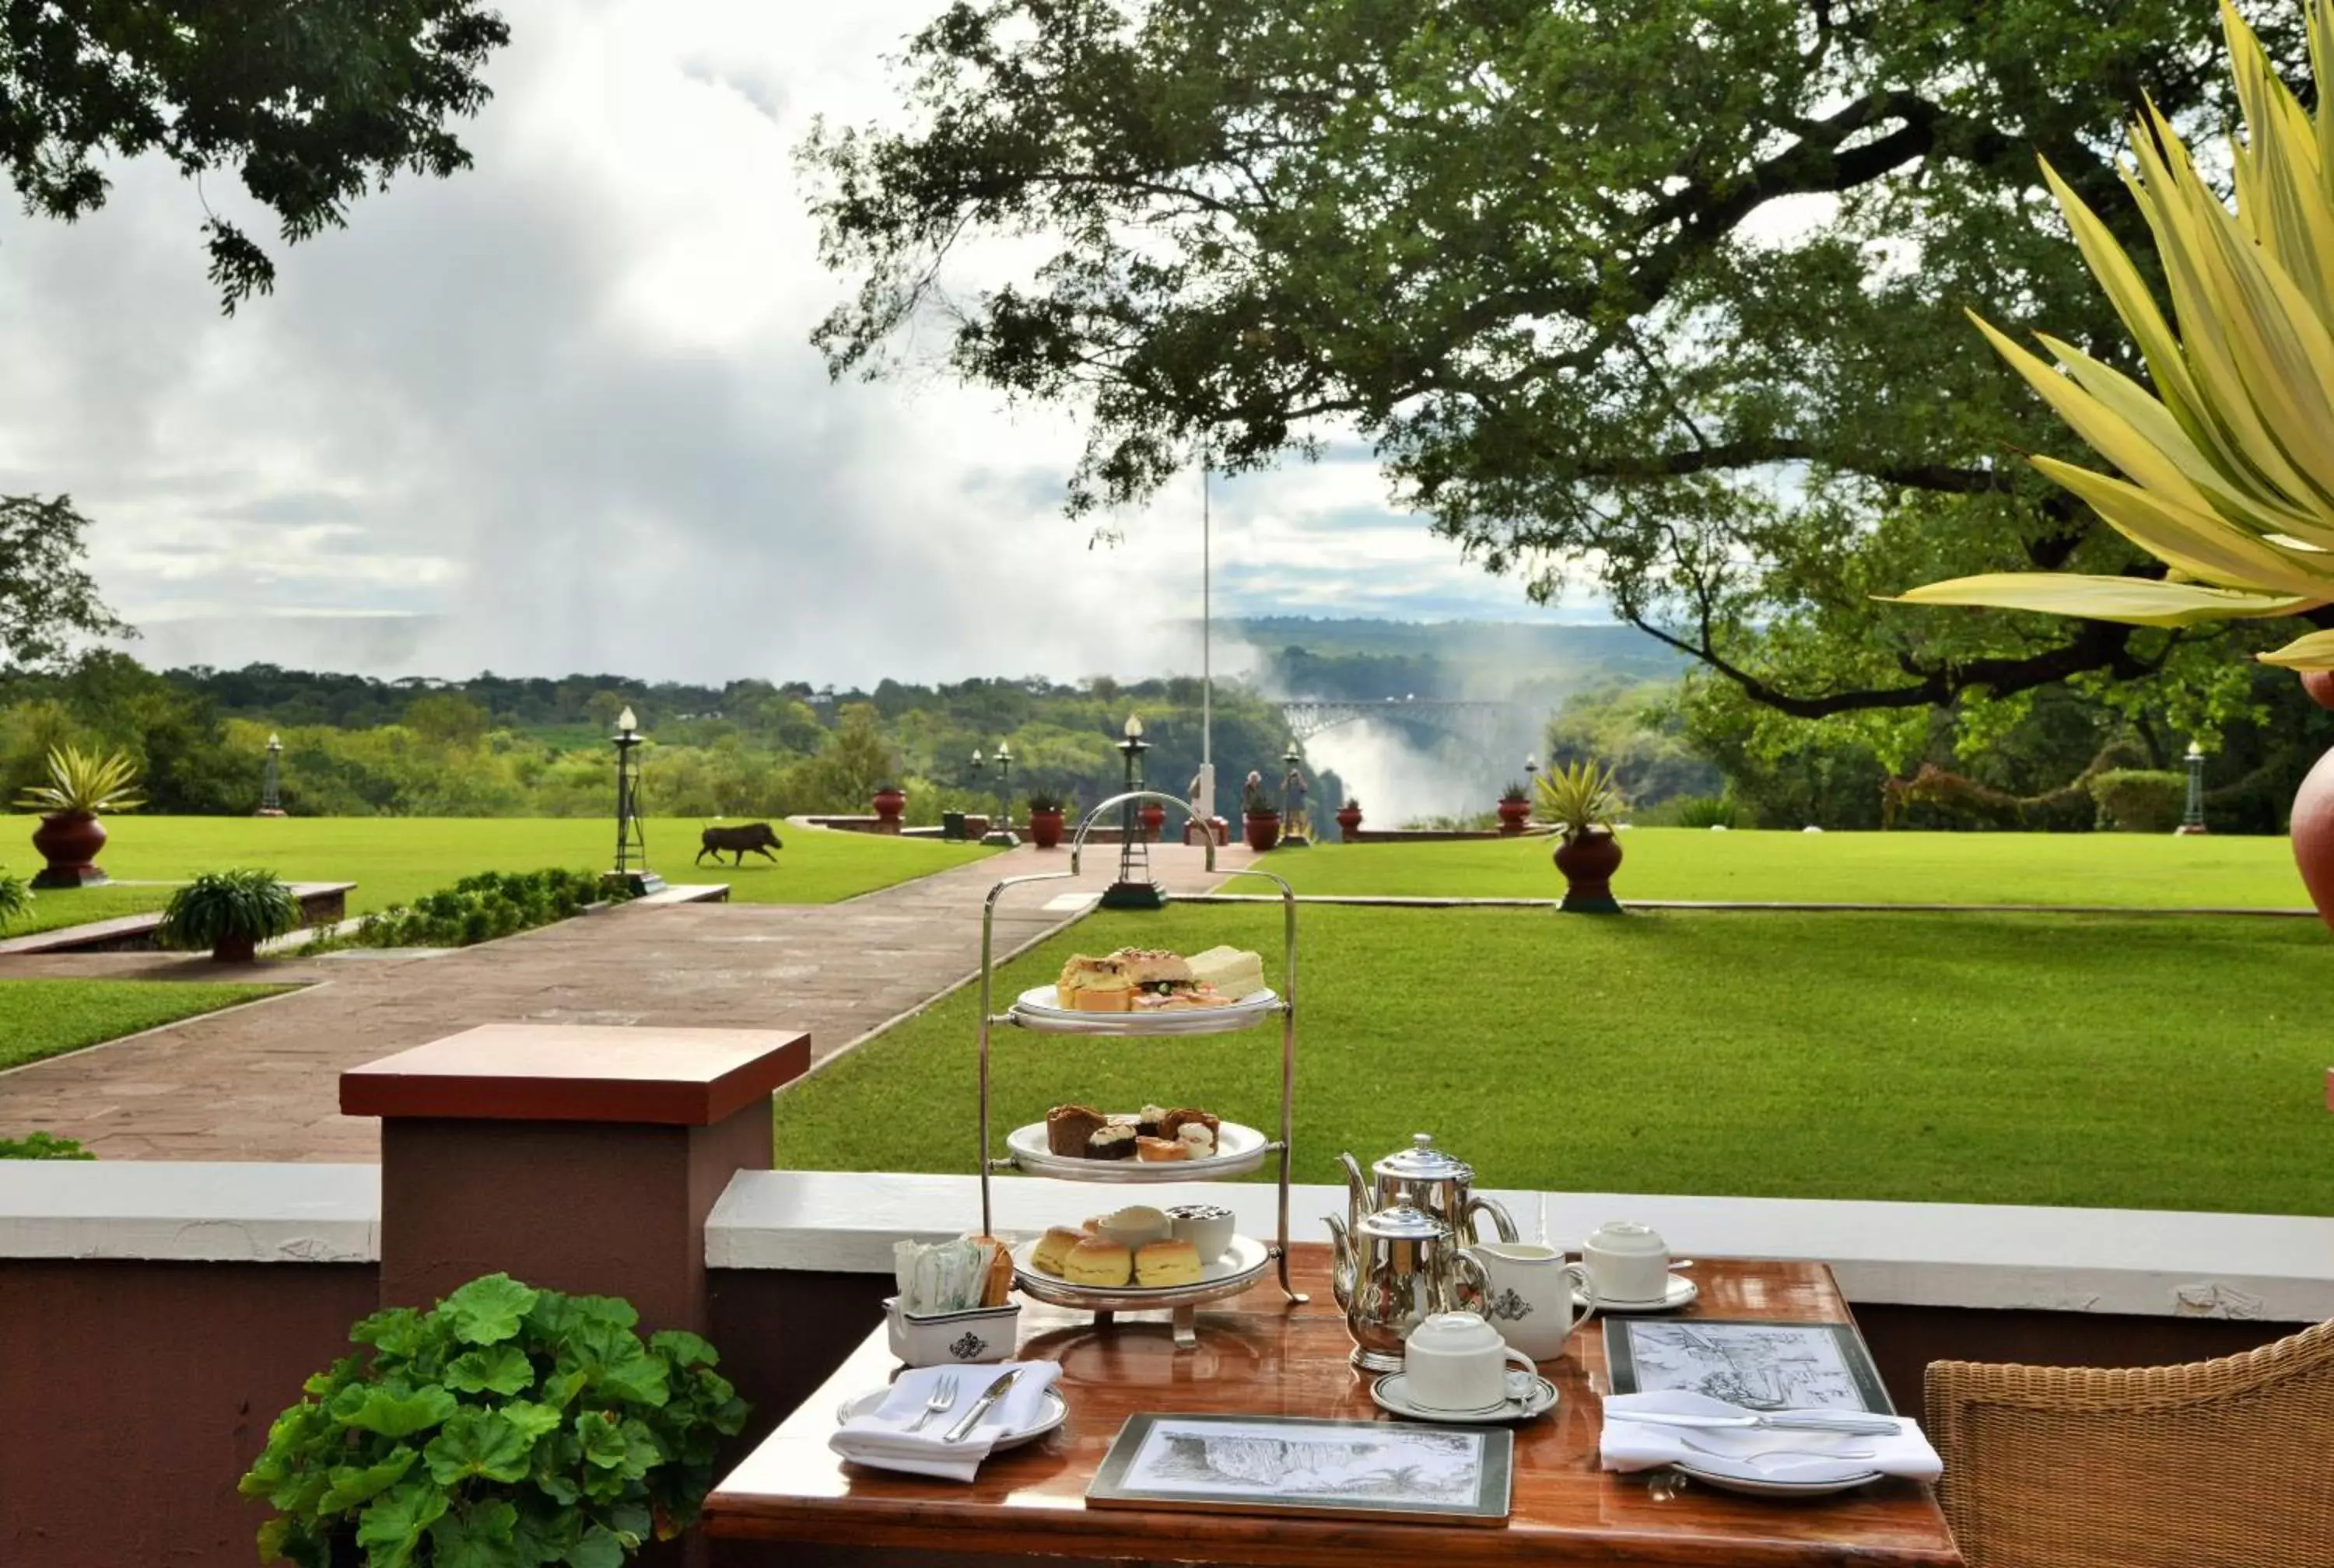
[801,0,2309,726]
[1,0,511,310]
[0,495,128,671]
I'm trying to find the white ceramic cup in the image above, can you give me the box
[1402,1311,1537,1413]
[1581,1220,1670,1306]
[1460,1242,1597,1363]
[1165,1202,1235,1263]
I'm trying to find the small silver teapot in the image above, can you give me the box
[1336,1133,1519,1282]
[1323,1196,1486,1372]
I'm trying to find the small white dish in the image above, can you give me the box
[835,1386,1068,1451]
[883,1297,1021,1367]
[1594,1274,1698,1313]
[1371,1371,1558,1425]
[1670,1457,1884,1496]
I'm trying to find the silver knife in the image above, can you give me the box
[941,1367,1022,1444]
[1616,1409,1901,1437]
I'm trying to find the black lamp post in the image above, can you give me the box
[1277,741,1310,849]
[605,706,664,894]
[1102,714,1165,909]
[257,733,286,817]
[2178,740,2210,835]
[980,741,1019,846]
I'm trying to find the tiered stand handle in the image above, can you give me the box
[975,789,1307,1346]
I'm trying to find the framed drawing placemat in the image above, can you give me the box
[1087,1413,1512,1525]
[1603,1317,1895,1413]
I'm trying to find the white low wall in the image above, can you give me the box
[706,1171,2334,1323]
[0,1162,378,1262]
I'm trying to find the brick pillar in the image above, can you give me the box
[341,1024,808,1332]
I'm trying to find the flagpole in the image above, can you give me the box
[1200,441,1214,832]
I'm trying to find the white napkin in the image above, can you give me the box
[829,1360,1063,1482]
[1600,1391,1942,1484]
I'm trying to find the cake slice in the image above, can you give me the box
[1134,1238,1204,1287]
[1064,1237,1133,1287]
[1087,1125,1137,1160]
[1185,946,1266,1000]
[1046,1104,1106,1157]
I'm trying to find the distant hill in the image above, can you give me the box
[1230,616,1687,702]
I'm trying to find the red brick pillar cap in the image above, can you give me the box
[340,1024,809,1125]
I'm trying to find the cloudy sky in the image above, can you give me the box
[0,0,1604,688]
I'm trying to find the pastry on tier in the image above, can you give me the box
[1046,1104,1106,1157]
[1031,1226,1083,1276]
[1134,1238,1203,1286]
[1186,945,1266,1001]
[1135,1135,1186,1162]
[1088,1125,1137,1160]
[1055,947,1235,1012]
[1063,1237,1132,1287]
[1057,954,1137,1012]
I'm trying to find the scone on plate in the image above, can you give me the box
[1134,1238,1204,1287]
[1064,1237,1133,1287]
[1030,1225,1085,1276]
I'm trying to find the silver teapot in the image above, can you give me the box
[1323,1196,1486,1371]
[1335,1134,1518,1290]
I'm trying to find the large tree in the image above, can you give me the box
[0,494,127,670]
[803,0,2306,732]
[2,0,510,309]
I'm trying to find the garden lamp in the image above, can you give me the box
[2181,740,2209,835]
[1103,713,1165,908]
[981,741,1018,846]
[606,706,663,894]
[258,733,286,817]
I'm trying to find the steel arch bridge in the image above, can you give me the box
[1280,698,1523,755]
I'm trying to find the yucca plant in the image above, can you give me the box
[158,869,303,962]
[1534,759,1625,838]
[13,744,144,816]
[0,870,30,931]
[1893,0,2334,667]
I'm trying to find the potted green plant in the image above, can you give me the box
[1496,781,1533,836]
[1240,771,1280,852]
[241,1272,748,1568]
[16,744,142,887]
[871,782,906,831]
[157,868,304,962]
[0,868,29,933]
[1334,798,1363,838]
[1025,789,1068,849]
[1537,760,1627,912]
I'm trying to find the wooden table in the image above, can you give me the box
[703,1248,1962,1566]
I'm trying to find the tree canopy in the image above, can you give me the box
[802,0,2308,737]
[0,493,128,671]
[2,0,510,309]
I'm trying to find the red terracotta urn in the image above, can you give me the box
[1243,811,1281,853]
[1497,797,1532,835]
[2290,672,2334,929]
[1553,827,1624,913]
[1027,807,1065,850]
[1336,803,1364,838]
[1139,801,1167,840]
[871,786,906,833]
[30,811,109,887]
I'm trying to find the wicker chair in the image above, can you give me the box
[1925,1319,2334,1568]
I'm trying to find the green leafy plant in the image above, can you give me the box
[1240,772,1276,816]
[1534,759,1626,838]
[158,870,303,955]
[1894,0,2334,667]
[1671,793,1743,830]
[1025,788,1067,814]
[352,870,619,950]
[0,1130,92,1160]
[0,868,29,931]
[242,1272,748,1568]
[2089,769,2189,833]
[13,744,143,816]
[1498,780,1530,804]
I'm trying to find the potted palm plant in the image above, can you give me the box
[157,868,304,962]
[16,744,142,887]
[1240,772,1280,852]
[1496,781,1533,835]
[1335,797,1363,837]
[1025,789,1068,849]
[1538,760,1627,912]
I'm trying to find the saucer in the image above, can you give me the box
[1670,1458,1884,1497]
[1594,1274,1697,1313]
[1371,1371,1558,1425]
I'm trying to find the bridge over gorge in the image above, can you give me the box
[1279,697,1528,760]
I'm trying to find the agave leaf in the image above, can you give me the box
[2258,625,2334,667]
[2028,457,2334,596]
[1884,573,2319,626]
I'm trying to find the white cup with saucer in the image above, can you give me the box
[1582,1220,1670,1307]
[1401,1311,1537,1414]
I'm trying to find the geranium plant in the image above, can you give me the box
[240,1273,748,1568]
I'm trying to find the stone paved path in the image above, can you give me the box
[0,842,1249,1163]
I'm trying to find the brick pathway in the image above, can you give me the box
[0,842,1249,1163]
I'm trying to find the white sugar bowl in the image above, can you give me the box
[1401,1310,1537,1414]
[884,1297,1019,1368]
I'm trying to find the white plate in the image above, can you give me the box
[1372,1371,1557,1424]
[1009,985,1281,1037]
[1595,1275,1698,1313]
[835,1386,1067,1451]
[1671,1457,1886,1496]
[1004,1117,1269,1181]
[1011,1231,1270,1306]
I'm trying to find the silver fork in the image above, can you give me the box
[1669,1431,1876,1465]
[902,1375,958,1433]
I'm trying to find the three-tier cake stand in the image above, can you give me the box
[972,789,1306,1348]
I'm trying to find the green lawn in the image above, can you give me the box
[0,979,293,1073]
[0,884,177,939]
[1260,828,2312,908]
[772,905,2334,1216]
[0,817,997,915]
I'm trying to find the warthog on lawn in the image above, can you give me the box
[696,821,783,866]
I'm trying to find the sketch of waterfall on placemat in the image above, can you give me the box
[1088,1414,1513,1524]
